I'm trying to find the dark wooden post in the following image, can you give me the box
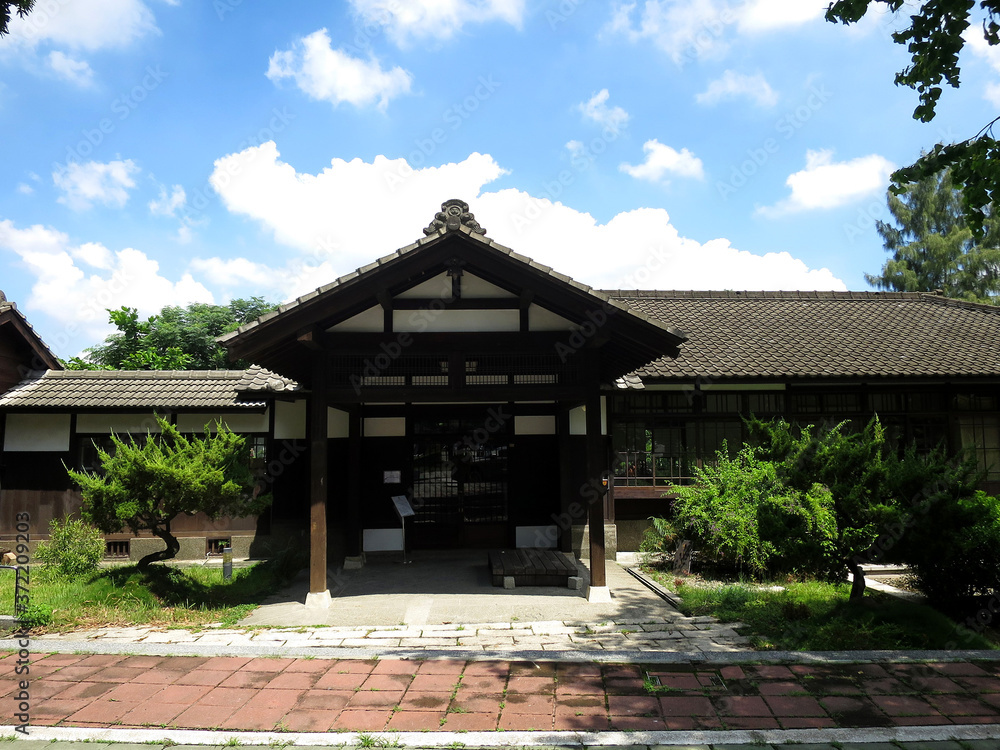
[586,388,609,599]
[346,406,363,560]
[557,407,573,554]
[306,356,331,607]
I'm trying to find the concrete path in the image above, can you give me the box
[242,553,669,627]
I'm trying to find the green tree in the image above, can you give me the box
[866,169,1000,302]
[66,297,279,371]
[1,1,33,36]
[67,416,271,569]
[826,0,1000,237]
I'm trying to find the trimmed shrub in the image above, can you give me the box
[33,518,105,577]
[663,444,838,577]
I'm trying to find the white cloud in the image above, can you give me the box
[4,0,158,51]
[607,0,825,62]
[46,51,95,87]
[757,149,895,216]
[606,0,733,63]
[578,89,629,133]
[0,219,212,345]
[267,29,412,110]
[148,184,186,216]
[349,0,525,46]
[16,183,33,195]
[965,31,1000,106]
[149,184,196,243]
[736,0,826,32]
[206,144,844,297]
[696,69,777,107]
[53,159,140,211]
[620,139,705,183]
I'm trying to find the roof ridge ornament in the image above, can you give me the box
[423,199,486,236]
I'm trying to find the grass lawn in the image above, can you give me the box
[0,553,305,632]
[644,567,999,651]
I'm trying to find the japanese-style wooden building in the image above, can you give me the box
[216,199,686,604]
[2,198,1000,607]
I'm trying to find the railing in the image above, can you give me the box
[613,451,693,487]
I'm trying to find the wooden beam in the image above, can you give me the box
[391,298,519,310]
[317,331,569,353]
[297,327,323,351]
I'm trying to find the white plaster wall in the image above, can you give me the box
[76,413,161,434]
[274,400,307,440]
[363,528,403,551]
[176,412,268,433]
[364,416,406,437]
[462,273,516,298]
[514,415,556,435]
[569,399,606,436]
[394,309,519,332]
[4,413,71,452]
[330,306,384,332]
[328,407,349,438]
[528,304,576,331]
[395,273,452,299]
[516,525,559,549]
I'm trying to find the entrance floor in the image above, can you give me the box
[239,550,668,628]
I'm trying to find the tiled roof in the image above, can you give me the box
[607,290,1000,381]
[219,223,686,347]
[0,300,61,370]
[0,369,296,410]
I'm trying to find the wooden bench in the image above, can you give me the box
[488,548,578,587]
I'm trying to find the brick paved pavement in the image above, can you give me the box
[7,651,1000,733]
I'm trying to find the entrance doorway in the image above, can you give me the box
[411,415,509,548]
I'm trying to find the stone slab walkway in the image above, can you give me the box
[8,652,1000,733]
[25,616,750,654]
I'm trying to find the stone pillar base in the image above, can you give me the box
[343,555,365,570]
[304,590,332,609]
[586,585,612,603]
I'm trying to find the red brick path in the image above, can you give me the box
[5,652,1000,732]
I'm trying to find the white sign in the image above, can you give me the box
[383,470,401,484]
[392,495,415,518]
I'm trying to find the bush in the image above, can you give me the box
[17,603,53,629]
[904,490,1000,604]
[33,518,105,577]
[665,444,838,577]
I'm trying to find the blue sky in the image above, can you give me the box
[1,0,999,357]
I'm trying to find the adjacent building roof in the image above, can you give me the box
[0,367,298,411]
[609,290,1000,381]
[0,298,61,371]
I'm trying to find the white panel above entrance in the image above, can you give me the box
[394,309,519,332]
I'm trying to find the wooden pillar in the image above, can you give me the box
[306,356,331,607]
[557,407,573,554]
[586,388,608,596]
[346,406,362,559]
